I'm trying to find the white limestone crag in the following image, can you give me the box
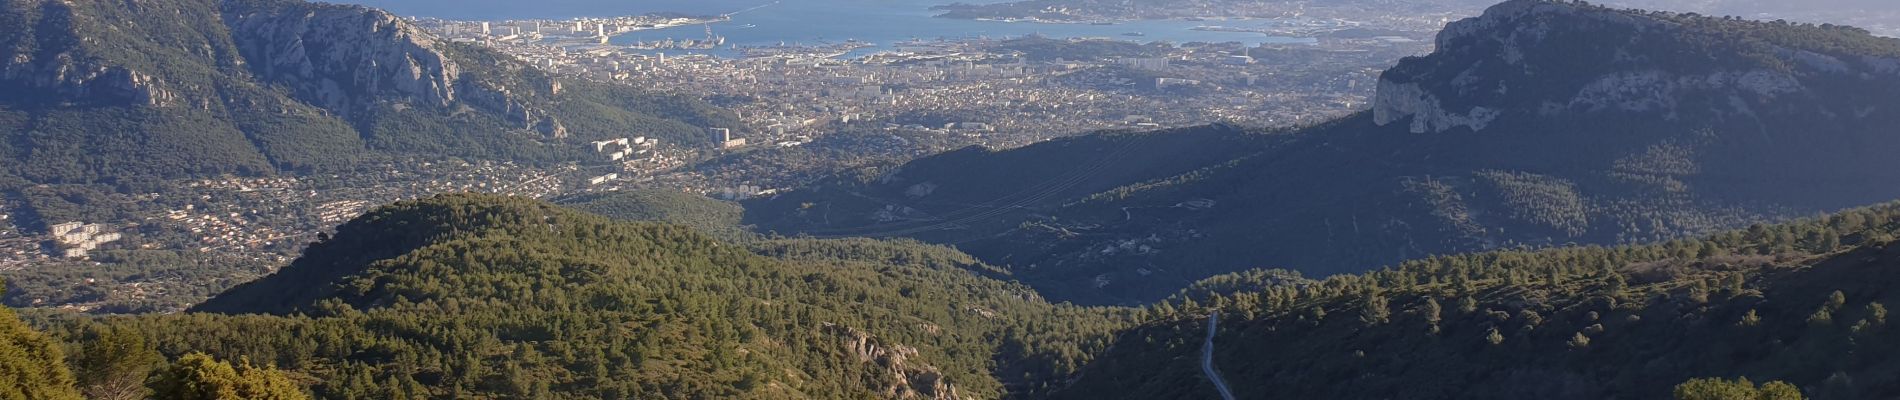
[1371,0,1883,134]
[1373,78,1500,133]
[223,3,567,137]
[224,6,459,112]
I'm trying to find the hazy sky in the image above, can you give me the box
[326,0,1900,36]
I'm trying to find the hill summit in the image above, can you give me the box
[188,193,1130,398]
[1376,0,1900,134]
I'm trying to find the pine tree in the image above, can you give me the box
[1758,381,1806,400]
[1421,297,1443,327]
[1605,271,1628,298]
[1688,280,1711,304]
[75,325,163,400]
[147,353,307,400]
[1673,377,1805,400]
[1361,294,1390,325]
[1724,273,1748,298]
[0,300,83,400]
[1674,377,1759,400]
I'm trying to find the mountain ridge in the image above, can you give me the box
[747,0,1900,305]
[0,0,736,184]
[1376,0,1900,134]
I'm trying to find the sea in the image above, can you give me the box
[329,0,1313,57]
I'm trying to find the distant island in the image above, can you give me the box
[930,0,1478,37]
[932,0,1900,38]
[931,0,1485,24]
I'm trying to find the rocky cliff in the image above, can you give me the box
[0,0,727,182]
[0,1,182,107]
[222,0,566,136]
[1373,0,1900,134]
[222,3,458,114]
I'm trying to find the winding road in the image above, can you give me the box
[1203,313,1237,400]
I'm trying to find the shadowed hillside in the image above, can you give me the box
[749,0,1900,305]
[0,0,737,186]
[1060,201,1900,399]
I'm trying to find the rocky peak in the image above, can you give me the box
[220,0,567,137]
[0,1,177,107]
[1,61,179,107]
[222,2,459,116]
[1372,0,1900,134]
[2,0,576,138]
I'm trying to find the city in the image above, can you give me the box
[5,0,1900,398]
[0,9,1443,312]
[409,12,1435,191]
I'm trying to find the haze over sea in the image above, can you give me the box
[330,0,1311,55]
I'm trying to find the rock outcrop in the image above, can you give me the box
[1372,78,1499,134]
[825,323,966,400]
[222,1,566,136]
[0,2,176,107]
[0,0,728,183]
[1372,0,1900,134]
[223,3,458,115]
[2,0,568,138]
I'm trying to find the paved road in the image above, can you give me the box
[1202,313,1238,400]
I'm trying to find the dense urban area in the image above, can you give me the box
[412,12,1437,189]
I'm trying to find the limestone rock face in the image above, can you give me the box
[1373,78,1499,134]
[2,0,568,139]
[1371,0,1900,134]
[224,4,458,115]
[222,1,565,136]
[0,0,730,184]
[0,3,176,107]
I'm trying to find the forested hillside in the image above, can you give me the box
[14,194,1133,399]
[0,0,736,186]
[559,190,749,239]
[8,195,1900,398]
[748,0,1900,305]
[12,0,1900,398]
[1060,202,1900,399]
